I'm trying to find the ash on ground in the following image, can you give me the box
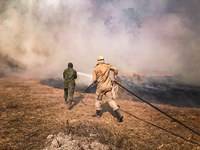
[118,73,200,107]
[43,132,116,150]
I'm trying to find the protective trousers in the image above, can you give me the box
[95,89,119,111]
[64,81,75,102]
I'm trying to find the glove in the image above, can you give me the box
[112,76,118,83]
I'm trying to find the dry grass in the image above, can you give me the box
[0,77,67,149]
[0,77,200,150]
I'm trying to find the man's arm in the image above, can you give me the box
[74,70,77,79]
[63,70,65,79]
[110,66,118,79]
[92,69,97,83]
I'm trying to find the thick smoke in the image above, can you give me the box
[0,0,199,86]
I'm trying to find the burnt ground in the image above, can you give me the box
[40,76,200,108]
[0,77,200,150]
[118,76,200,108]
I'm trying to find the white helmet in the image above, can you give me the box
[97,56,104,61]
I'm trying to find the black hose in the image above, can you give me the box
[115,81,200,137]
[82,82,95,93]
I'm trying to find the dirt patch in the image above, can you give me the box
[0,77,200,149]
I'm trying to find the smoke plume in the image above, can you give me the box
[0,0,199,86]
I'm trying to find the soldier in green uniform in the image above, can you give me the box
[63,62,77,109]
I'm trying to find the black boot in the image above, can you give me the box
[114,109,123,122]
[92,110,102,118]
[64,99,69,104]
[68,101,74,110]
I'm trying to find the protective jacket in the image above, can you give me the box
[92,63,118,93]
[63,67,77,88]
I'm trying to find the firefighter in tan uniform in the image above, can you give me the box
[92,56,123,122]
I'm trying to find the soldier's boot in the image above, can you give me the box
[92,110,102,118]
[114,109,123,122]
[64,99,69,104]
[68,101,74,110]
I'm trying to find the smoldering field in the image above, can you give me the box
[0,0,200,106]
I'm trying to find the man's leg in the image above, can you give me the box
[64,88,68,104]
[105,91,123,122]
[67,87,74,110]
[93,92,103,117]
[64,80,69,103]
[105,90,118,110]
